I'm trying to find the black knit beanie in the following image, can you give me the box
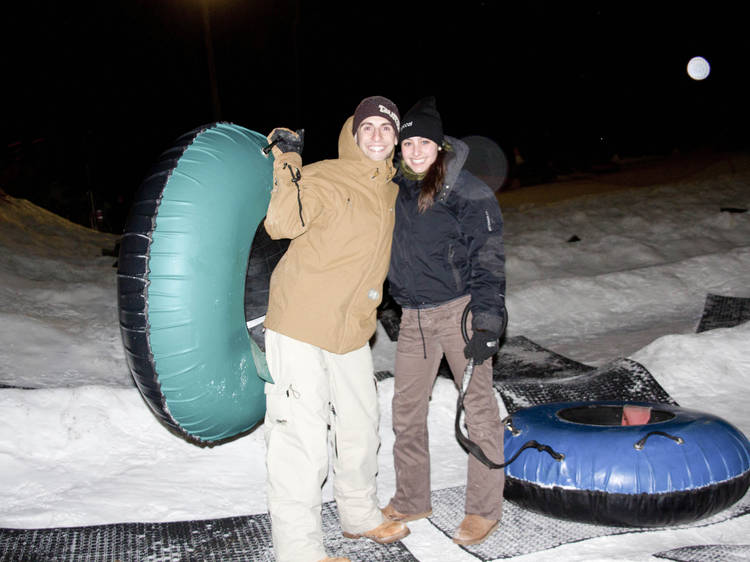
[352,96,401,135]
[399,96,443,145]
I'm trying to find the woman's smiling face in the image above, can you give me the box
[400,136,440,174]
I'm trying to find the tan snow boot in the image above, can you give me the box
[452,514,499,546]
[381,502,432,522]
[342,519,410,544]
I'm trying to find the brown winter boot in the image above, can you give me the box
[452,514,499,546]
[342,519,410,544]
[381,503,432,522]
[317,558,350,562]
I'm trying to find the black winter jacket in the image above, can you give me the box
[387,136,506,334]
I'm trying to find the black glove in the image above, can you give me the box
[463,330,500,365]
[266,128,304,156]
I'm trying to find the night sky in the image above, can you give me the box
[3,1,747,232]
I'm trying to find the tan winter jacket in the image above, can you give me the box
[263,116,398,354]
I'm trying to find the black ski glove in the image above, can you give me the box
[463,330,500,365]
[266,128,304,157]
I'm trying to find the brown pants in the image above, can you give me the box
[390,295,504,520]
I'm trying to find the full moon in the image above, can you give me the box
[687,56,710,80]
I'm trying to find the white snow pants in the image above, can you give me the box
[263,329,384,562]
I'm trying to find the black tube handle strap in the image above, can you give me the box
[455,393,564,468]
[456,301,522,469]
[262,139,280,155]
[634,430,684,450]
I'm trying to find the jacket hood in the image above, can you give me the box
[443,135,469,189]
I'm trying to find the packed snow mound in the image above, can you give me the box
[631,321,750,435]
[0,195,128,388]
[0,194,118,261]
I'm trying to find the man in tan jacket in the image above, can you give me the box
[263,96,407,562]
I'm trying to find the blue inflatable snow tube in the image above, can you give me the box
[117,123,279,445]
[503,401,750,526]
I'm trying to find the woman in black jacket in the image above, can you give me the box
[382,97,506,546]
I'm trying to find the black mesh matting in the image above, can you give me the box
[493,337,676,414]
[0,502,416,562]
[654,544,750,562]
[493,334,594,380]
[696,293,750,333]
[428,486,750,561]
[376,370,394,382]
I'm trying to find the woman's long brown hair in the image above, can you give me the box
[418,149,447,213]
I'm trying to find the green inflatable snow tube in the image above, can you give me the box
[117,123,276,445]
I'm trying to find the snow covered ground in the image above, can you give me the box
[1,151,749,561]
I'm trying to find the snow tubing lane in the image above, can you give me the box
[117,123,274,445]
[503,401,750,527]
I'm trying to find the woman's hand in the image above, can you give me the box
[463,330,500,365]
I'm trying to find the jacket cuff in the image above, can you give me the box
[273,152,303,173]
[471,310,503,335]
